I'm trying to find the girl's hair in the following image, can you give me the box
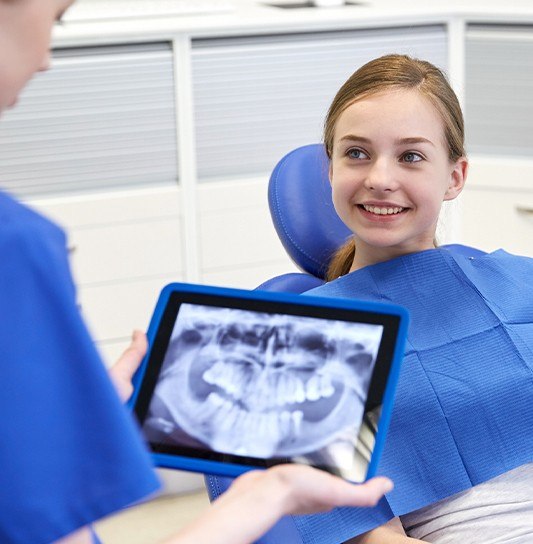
[324,54,465,281]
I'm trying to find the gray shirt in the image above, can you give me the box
[401,463,533,543]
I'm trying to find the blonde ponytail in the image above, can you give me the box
[326,239,355,281]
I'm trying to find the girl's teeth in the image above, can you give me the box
[363,205,404,215]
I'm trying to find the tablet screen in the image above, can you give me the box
[133,286,404,481]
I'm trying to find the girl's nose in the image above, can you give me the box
[364,159,398,192]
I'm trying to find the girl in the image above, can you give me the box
[0,1,391,543]
[294,54,533,543]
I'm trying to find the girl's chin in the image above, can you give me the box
[355,234,406,249]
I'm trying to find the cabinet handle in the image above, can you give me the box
[516,206,533,215]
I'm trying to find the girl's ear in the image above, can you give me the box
[328,162,333,185]
[444,157,468,201]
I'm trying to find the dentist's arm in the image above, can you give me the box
[164,465,392,544]
[107,334,394,544]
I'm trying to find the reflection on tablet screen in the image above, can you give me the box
[141,303,384,481]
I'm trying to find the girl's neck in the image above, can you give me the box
[349,240,437,273]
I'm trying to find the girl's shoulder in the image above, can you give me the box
[449,247,533,284]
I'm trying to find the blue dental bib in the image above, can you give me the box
[294,248,533,543]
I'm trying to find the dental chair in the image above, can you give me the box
[204,143,486,544]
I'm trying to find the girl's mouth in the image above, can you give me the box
[359,204,407,216]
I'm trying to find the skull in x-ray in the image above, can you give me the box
[148,304,382,458]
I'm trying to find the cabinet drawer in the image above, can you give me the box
[200,206,287,270]
[199,178,288,271]
[202,259,297,290]
[459,188,533,257]
[30,186,182,227]
[79,274,182,343]
[30,187,183,284]
[69,218,183,285]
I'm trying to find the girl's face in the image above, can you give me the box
[0,0,73,113]
[329,88,467,270]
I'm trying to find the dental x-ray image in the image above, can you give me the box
[142,303,384,477]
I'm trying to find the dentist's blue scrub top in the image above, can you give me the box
[0,192,160,544]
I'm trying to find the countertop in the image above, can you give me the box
[53,0,533,47]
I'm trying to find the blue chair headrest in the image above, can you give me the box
[268,144,352,279]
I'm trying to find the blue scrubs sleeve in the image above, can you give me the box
[0,194,160,544]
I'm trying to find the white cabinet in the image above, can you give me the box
[5,19,533,362]
[30,187,184,364]
[0,23,451,358]
[192,25,448,181]
[465,24,533,157]
[197,178,297,288]
[461,25,533,255]
[459,159,533,257]
[0,43,178,198]
[0,43,181,364]
[460,187,533,256]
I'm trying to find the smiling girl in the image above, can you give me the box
[325,55,467,276]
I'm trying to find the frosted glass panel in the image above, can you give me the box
[466,24,533,156]
[192,26,447,180]
[0,43,177,198]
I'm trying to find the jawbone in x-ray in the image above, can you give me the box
[143,303,383,476]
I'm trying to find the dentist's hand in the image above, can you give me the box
[165,465,393,544]
[108,330,148,403]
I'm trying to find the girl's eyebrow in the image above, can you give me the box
[338,135,371,144]
[395,137,435,147]
[338,135,435,147]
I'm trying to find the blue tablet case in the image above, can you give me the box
[129,283,409,481]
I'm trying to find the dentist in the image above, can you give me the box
[0,1,392,543]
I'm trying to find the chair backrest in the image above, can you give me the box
[204,144,485,543]
[268,143,351,281]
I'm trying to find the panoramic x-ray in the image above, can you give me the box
[143,303,383,473]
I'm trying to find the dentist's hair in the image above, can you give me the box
[324,54,466,281]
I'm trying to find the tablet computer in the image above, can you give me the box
[130,283,408,482]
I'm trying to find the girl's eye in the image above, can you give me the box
[346,148,369,160]
[402,152,423,163]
